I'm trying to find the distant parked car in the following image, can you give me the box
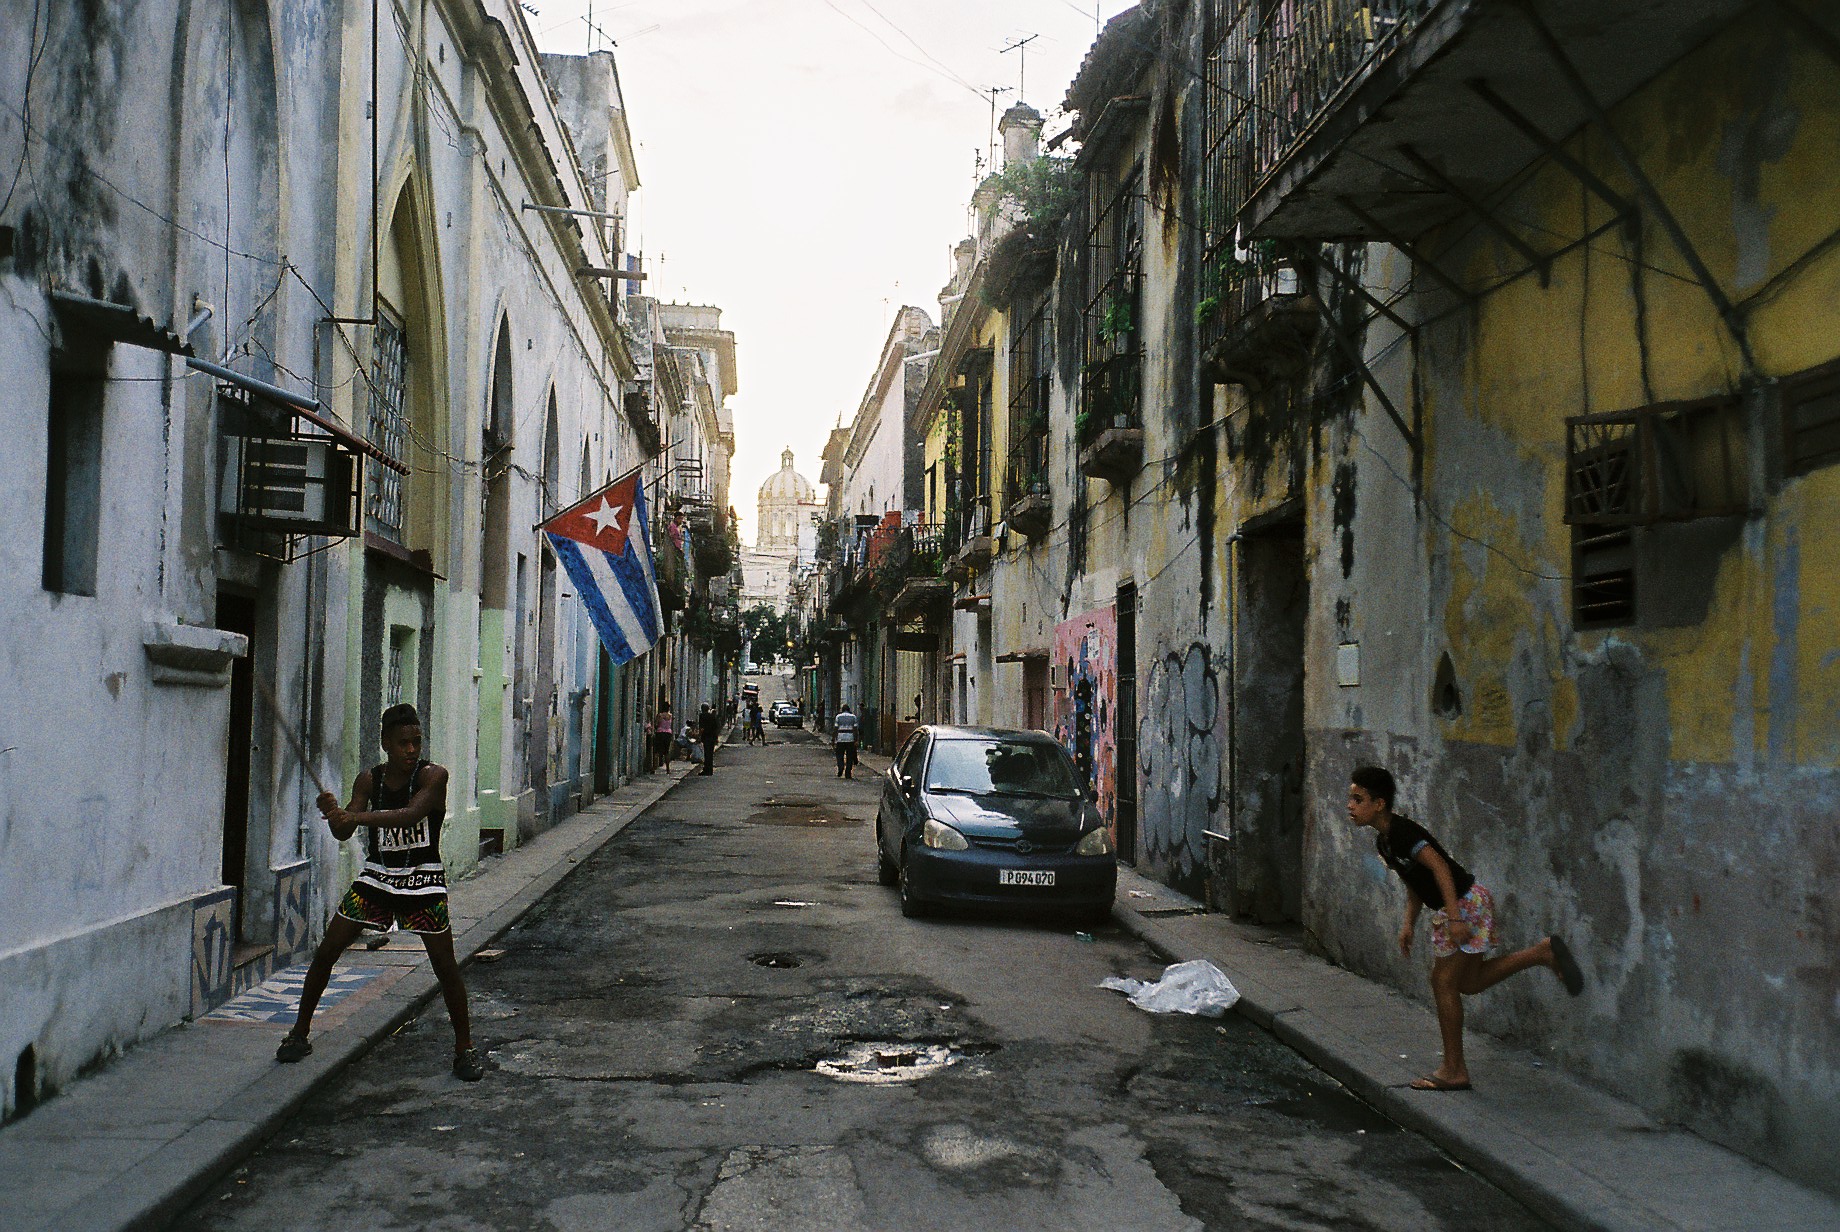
[876,726,1115,922]
[770,701,804,728]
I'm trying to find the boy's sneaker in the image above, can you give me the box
[453,1047,486,1082]
[275,1032,312,1063]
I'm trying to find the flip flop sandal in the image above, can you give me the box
[275,1032,313,1063]
[1550,935,1585,996]
[1410,1075,1472,1092]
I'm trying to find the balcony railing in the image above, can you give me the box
[1078,348,1143,446]
[1005,432,1048,507]
[1197,239,1317,379]
[1250,0,1430,185]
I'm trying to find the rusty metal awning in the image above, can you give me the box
[187,356,409,475]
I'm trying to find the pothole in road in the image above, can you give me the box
[748,952,803,969]
[814,1042,966,1084]
[745,803,861,828]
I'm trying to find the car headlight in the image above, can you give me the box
[922,819,969,851]
[1074,826,1115,856]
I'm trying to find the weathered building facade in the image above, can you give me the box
[818,306,937,748]
[817,0,1839,1192]
[0,1,725,1120]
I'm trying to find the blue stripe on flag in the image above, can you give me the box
[621,476,662,642]
[582,539,654,652]
[549,534,638,666]
[609,543,660,644]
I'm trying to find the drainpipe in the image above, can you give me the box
[1217,531,1244,916]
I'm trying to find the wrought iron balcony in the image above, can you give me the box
[1238,0,1751,243]
[1004,432,1051,541]
[884,523,954,616]
[954,501,995,571]
[1077,345,1143,484]
[1198,245,1319,385]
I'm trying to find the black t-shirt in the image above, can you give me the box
[699,710,722,741]
[1375,816,1474,911]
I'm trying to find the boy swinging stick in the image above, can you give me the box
[275,703,483,1081]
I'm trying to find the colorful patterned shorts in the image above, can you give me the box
[1430,882,1496,958]
[338,885,451,935]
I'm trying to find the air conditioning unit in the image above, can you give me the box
[232,437,357,532]
[217,390,361,542]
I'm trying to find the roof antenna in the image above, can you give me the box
[1000,34,1039,106]
[981,85,1014,173]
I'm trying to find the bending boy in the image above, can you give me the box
[276,703,484,1081]
[1347,765,1582,1092]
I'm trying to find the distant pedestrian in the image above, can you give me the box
[1346,765,1583,1092]
[747,699,765,744]
[833,700,859,779]
[652,700,675,771]
[699,703,721,774]
[814,700,825,734]
[278,704,484,1081]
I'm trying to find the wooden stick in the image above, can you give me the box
[251,672,331,797]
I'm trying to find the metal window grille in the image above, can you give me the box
[1565,401,1746,526]
[1572,524,1635,628]
[1083,173,1145,443]
[366,308,409,541]
[1199,0,1258,349]
[387,627,409,703]
[1006,301,1051,500]
[1784,364,1840,476]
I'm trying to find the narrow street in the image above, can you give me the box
[183,733,1546,1231]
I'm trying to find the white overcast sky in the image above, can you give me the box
[530,0,1138,542]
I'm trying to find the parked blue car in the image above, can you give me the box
[876,726,1116,922]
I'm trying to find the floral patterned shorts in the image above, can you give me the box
[1430,882,1496,958]
[338,885,451,935]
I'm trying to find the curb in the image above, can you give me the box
[1108,898,1618,1232]
[61,769,691,1232]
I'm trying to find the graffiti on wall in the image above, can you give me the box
[1052,606,1117,827]
[1139,642,1222,888]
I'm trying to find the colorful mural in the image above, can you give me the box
[1052,605,1117,831]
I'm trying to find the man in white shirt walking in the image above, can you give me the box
[832,701,859,779]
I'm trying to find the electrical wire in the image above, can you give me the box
[848,0,987,97]
[818,0,990,103]
[0,0,49,217]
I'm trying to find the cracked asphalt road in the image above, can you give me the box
[183,730,1549,1231]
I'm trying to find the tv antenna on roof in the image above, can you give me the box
[1000,34,1039,105]
[981,85,1014,171]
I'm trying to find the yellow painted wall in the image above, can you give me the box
[1439,16,1840,768]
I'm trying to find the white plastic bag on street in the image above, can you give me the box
[1100,959,1240,1017]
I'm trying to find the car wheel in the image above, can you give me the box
[876,836,898,887]
[898,850,928,918]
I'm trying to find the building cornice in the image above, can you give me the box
[446,0,637,383]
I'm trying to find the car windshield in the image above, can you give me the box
[925,738,1081,798]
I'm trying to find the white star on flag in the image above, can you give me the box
[586,499,625,537]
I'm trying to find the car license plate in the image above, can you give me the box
[999,869,1055,887]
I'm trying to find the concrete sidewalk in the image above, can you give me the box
[1108,866,1840,1232]
[0,767,692,1232]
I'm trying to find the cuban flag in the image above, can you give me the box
[542,467,661,667]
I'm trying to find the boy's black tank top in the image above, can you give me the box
[352,760,447,898]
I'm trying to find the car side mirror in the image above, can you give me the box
[900,774,918,796]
